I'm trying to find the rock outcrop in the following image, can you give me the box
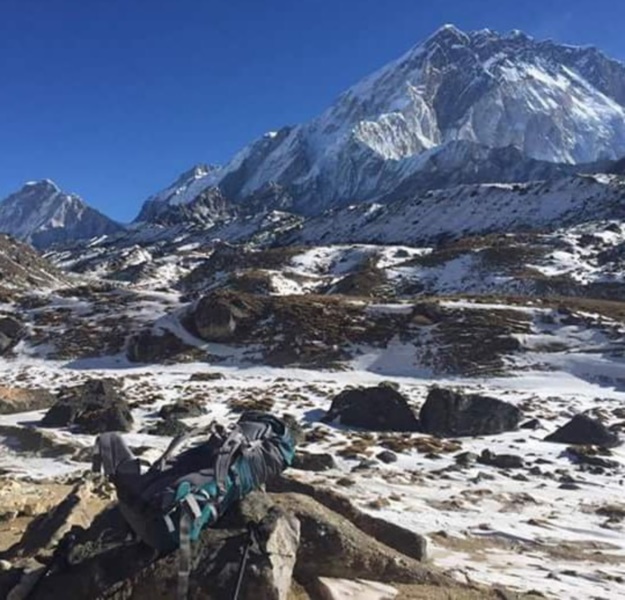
[419,387,522,437]
[545,414,621,448]
[0,317,24,355]
[0,386,55,415]
[322,386,420,432]
[126,328,197,363]
[41,379,133,434]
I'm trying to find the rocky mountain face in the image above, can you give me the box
[134,25,625,221]
[134,165,223,224]
[0,180,124,249]
[0,234,67,293]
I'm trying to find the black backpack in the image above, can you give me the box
[93,411,295,598]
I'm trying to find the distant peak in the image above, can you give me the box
[425,24,469,46]
[437,23,464,34]
[508,29,531,40]
[23,179,60,193]
[189,164,210,178]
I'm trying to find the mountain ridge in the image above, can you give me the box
[5,25,625,244]
[136,24,625,222]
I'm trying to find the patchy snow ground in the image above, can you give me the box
[0,318,624,600]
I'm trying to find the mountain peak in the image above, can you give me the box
[0,181,123,249]
[425,23,469,47]
[23,179,60,194]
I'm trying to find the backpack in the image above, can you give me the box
[92,411,295,598]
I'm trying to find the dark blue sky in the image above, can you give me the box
[1,0,623,222]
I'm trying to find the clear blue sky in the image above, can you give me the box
[1,0,623,222]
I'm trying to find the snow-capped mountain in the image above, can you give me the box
[134,165,222,223]
[0,180,124,249]
[137,25,625,220]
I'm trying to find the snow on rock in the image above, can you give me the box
[285,174,625,246]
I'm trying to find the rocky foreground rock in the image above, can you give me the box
[419,387,522,437]
[322,386,420,432]
[40,379,133,434]
[0,475,539,600]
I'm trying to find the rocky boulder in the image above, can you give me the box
[41,379,133,434]
[271,493,440,586]
[292,451,337,472]
[158,398,204,420]
[269,476,427,562]
[419,387,522,437]
[0,317,24,355]
[126,328,195,363]
[144,418,191,437]
[189,290,265,342]
[189,372,225,382]
[545,414,621,448]
[322,386,420,432]
[477,449,524,469]
[0,386,55,415]
[0,425,82,459]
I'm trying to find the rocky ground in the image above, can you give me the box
[0,351,623,599]
[0,234,623,598]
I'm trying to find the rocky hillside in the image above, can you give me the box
[43,172,625,305]
[0,234,67,293]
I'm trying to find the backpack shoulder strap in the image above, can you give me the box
[151,422,219,472]
[214,426,248,495]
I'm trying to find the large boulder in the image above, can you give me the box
[0,317,24,355]
[189,291,264,342]
[419,387,522,437]
[144,418,191,437]
[292,451,337,472]
[271,493,440,586]
[9,493,301,600]
[545,414,621,448]
[0,386,55,414]
[158,398,204,420]
[1,487,526,600]
[269,476,427,562]
[322,386,420,432]
[41,379,133,434]
[126,328,195,363]
[0,425,82,459]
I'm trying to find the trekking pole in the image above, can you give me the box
[231,522,259,600]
